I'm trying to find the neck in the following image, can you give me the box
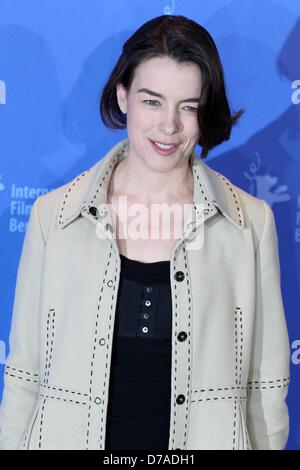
[112,153,194,204]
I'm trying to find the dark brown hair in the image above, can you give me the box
[99,15,245,158]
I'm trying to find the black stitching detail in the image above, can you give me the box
[44,308,55,386]
[193,168,212,209]
[233,307,243,449]
[233,309,238,449]
[100,250,118,450]
[233,398,238,442]
[193,386,247,392]
[181,242,192,450]
[39,384,88,396]
[85,248,114,450]
[22,428,30,449]
[247,377,290,390]
[238,309,243,387]
[4,371,39,384]
[39,393,87,405]
[39,308,56,449]
[58,169,90,225]
[39,399,46,449]
[82,147,127,217]
[248,377,289,385]
[248,383,289,390]
[216,173,243,226]
[5,365,39,378]
[191,396,247,403]
[171,246,179,449]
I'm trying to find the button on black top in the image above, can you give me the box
[105,254,172,451]
[112,255,172,339]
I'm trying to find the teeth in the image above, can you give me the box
[154,142,176,150]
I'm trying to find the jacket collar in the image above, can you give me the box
[57,138,245,231]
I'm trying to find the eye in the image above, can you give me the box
[183,106,198,112]
[143,99,160,106]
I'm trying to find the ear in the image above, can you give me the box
[116,82,127,114]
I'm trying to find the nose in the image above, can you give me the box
[158,108,181,135]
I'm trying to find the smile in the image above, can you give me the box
[149,139,180,155]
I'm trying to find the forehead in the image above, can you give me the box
[132,56,202,92]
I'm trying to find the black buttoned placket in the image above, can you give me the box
[104,254,172,451]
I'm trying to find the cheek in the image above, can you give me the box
[139,110,156,129]
[185,119,200,140]
[128,105,154,130]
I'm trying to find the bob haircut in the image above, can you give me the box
[100,14,245,159]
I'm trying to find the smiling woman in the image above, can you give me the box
[0,14,290,451]
[100,16,245,159]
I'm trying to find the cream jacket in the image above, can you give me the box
[0,138,290,450]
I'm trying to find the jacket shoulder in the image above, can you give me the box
[232,182,274,249]
[33,160,102,239]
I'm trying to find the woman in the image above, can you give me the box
[0,15,290,450]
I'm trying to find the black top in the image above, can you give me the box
[104,254,172,451]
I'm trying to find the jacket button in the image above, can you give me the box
[99,338,106,346]
[176,394,185,405]
[107,280,113,287]
[94,397,102,405]
[89,206,98,217]
[174,271,184,282]
[177,331,187,342]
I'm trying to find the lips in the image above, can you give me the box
[149,139,180,156]
[150,139,179,146]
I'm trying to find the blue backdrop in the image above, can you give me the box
[0,0,299,450]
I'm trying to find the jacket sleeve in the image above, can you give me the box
[0,196,45,450]
[246,200,290,450]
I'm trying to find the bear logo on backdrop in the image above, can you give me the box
[244,152,291,205]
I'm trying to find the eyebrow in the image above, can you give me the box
[137,88,201,103]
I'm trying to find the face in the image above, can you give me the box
[116,56,202,172]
